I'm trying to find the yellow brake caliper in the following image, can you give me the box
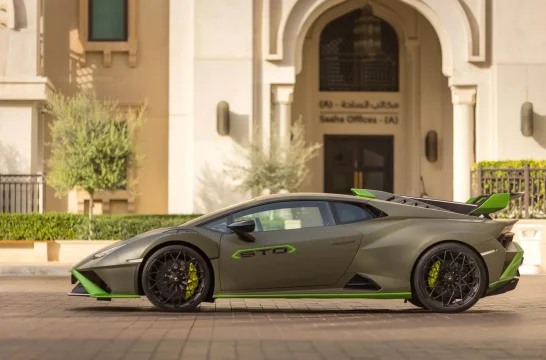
[428,260,441,288]
[184,263,199,299]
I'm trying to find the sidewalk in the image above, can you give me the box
[0,263,72,276]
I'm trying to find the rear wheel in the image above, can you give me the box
[142,245,211,312]
[413,242,486,313]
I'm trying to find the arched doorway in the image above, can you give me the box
[291,0,453,198]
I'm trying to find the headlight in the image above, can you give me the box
[93,243,126,259]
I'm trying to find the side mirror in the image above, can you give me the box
[227,220,256,242]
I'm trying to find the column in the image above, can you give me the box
[271,84,294,149]
[451,86,476,202]
[168,0,194,214]
[405,40,421,197]
[0,0,52,173]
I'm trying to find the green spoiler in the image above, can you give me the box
[466,192,524,215]
[351,188,524,216]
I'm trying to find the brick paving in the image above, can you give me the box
[0,276,546,360]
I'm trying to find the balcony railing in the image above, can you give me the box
[0,174,45,213]
[471,165,546,219]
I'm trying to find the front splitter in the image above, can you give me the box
[69,269,140,299]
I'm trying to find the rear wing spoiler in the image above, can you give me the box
[351,188,524,217]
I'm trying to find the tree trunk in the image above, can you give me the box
[88,191,94,240]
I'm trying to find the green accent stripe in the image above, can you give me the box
[488,278,514,289]
[70,269,140,299]
[213,292,411,299]
[465,197,476,204]
[351,189,377,199]
[232,245,296,259]
[470,193,511,215]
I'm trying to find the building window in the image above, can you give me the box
[88,0,128,42]
[79,0,138,67]
[319,4,399,92]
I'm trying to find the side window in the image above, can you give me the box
[232,201,334,232]
[201,216,230,234]
[331,202,374,224]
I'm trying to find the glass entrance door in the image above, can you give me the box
[324,135,394,194]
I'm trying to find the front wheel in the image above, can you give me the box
[412,242,487,313]
[141,245,211,312]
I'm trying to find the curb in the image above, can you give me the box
[0,265,71,276]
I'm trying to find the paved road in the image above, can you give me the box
[0,276,545,360]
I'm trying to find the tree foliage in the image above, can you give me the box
[225,117,322,195]
[45,91,145,239]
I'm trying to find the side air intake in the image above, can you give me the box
[344,274,382,291]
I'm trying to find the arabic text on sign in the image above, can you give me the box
[319,100,400,110]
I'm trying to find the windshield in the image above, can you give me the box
[180,197,258,227]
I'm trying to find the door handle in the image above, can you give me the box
[330,239,356,245]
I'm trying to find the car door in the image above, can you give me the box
[217,200,363,291]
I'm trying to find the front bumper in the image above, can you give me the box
[485,241,524,297]
[68,268,141,299]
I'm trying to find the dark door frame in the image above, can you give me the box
[324,134,394,193]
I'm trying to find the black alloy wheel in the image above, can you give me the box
[142,245,211,312]
[413,242,487,313]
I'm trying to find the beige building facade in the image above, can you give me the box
[0,0,545,215]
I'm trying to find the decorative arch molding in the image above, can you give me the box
[0,0,15,29]
[273,0,481,79]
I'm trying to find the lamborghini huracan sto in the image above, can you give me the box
[68,189,524,313]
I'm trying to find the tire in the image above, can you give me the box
[407,297,425,308]
[142,245,212,312]
[412,242,487,313]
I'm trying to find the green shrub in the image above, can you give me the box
[87,214,201,240]
[0,213,202,240]
[472,159,546,170]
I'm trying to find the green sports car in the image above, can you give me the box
[68,188,524,313]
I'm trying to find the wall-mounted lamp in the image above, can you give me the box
[521,101,534,137]
[217,101,230,136]
[425,130,438,163]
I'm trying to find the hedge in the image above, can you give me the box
[472,159,546,170]
[0,213,202,240]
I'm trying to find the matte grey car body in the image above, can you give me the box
[69,190,523,312]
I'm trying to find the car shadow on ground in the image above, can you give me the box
[67,306,500,316]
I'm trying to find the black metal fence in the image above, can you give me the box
[0,174,45,213]
[471,165,546,219]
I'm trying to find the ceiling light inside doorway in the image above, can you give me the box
[353,1,382,58]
